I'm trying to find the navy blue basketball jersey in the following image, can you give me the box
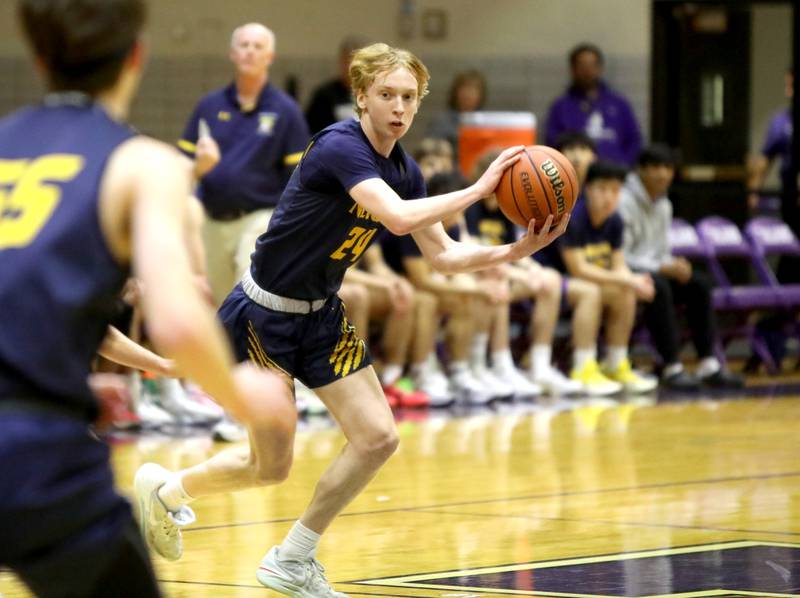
[0,95,135,418]
[250,119,425,300]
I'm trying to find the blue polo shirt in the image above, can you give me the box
[534,195,623,272]
[179,82,309,217]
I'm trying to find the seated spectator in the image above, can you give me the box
[545,43,642,166]
[555,131,597,186]
[381,172,525,404]
[343,247,451,407]
[466,150,583,396]
[305,35,369,134]
[414,137,455,180]
[619,144,744,390]
[538,161,658,394]
[426,69,487,158]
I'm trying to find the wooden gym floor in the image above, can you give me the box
[2,377,800,597]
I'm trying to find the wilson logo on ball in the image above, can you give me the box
[540,159,566,216]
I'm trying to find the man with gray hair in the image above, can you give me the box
[178,22,310,306]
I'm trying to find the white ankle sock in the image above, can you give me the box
[380,364,403,386]
[605,346,628,370]
[449,360,469,375]
[157,473,194,512]
[573,348,597,370]
[279,520,321,562]
[162,377,183,395]
[470,333,489,368]
[530,345,552,377]
[491,349,514,371]
[410,361,426,378]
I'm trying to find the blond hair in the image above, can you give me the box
[349,43,430,116]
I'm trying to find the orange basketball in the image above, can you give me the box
[494,145,579,230]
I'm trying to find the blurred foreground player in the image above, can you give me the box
[0,1,286,596]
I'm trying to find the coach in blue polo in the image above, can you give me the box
[179,23,310,305]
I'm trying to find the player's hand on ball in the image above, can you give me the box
[512,213,570,260]
[472,145,524,199]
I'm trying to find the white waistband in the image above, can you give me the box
[241,270,327,314]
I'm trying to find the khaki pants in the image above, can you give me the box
[202,208,274,306]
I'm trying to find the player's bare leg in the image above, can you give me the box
[599,283,657,393]
[256,366,396,597]
[135,372,296,560]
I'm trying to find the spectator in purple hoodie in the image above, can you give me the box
[545,43,642,166]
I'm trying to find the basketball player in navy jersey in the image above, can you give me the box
[136,43,568,598]
[0,1,289,596]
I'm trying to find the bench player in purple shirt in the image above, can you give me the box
[136,42,568,598]
[545,43,642,166]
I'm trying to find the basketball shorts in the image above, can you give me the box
[218,285,372,389]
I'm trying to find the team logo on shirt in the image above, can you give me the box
[478,220,506,246]
[584,241,612,268]
[258,112,278,135]
[217,111,231,122]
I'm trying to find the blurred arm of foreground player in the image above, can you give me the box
[98,326,175,377]
[98,137,289,427]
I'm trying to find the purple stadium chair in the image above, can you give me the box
[744,216,800,308]
[695,216,782,311]
[669,217,710,259]
[696,216,782,372]
[744,217,800,369]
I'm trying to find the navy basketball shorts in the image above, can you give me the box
[218,285,372,389]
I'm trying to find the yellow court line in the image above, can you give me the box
[727,592,800,597]
[362,541,800,584]
[359,540,800,585]
[357,582,623,597]
[648,592,799,598]
[356,583,800,598]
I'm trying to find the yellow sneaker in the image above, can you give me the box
[603,358,658,394]
[570,359,622,396]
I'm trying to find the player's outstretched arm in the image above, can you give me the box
[411,214,569,275]
[99,137,289,428]
[98,326,175,377]
[350,146,524,236]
